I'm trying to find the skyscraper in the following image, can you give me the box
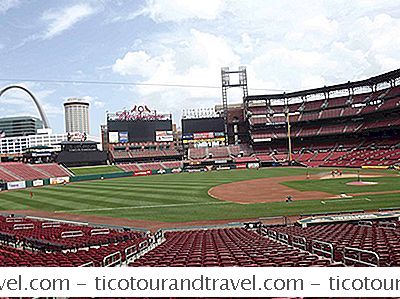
[64,98,90,134]
[0,116,44,137]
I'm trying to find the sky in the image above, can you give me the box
[0,0,400,136]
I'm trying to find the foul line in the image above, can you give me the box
[54,201,229,213]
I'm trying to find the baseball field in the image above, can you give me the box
[0,167,399,229]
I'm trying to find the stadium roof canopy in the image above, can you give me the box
[245,68,400,102]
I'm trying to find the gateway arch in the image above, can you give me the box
[0,85,50,128]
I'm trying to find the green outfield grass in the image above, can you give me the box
[69,165,123,176]
[0,167,398,223]
[282,176,400,194]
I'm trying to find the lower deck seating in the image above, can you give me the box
[0,163,70,182]
[117,161,183,172]
[129,228,334,267]
[0,215,145,251]
[268,221,400,266]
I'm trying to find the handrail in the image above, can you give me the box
[90,228,110,236]
[13,223,34,230]
[292,235,307,250]
[343,246,379,267]
[154,229,164,241]
[311,240,334,260]
[267,230,277,240]
[80,261,94,267]
[277,233,289,244]
[61,231,84,238]
[42,222,61,228]
[258,216,288,225]
[259,227,268,236]
[103,251,122,267]
[378,222,396,229]
[6,217,24,223]
[243,221,262,229]
[139,240,149,251]
[358,220,373,227]
[125,245,138,261]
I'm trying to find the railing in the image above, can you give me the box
[243,221,262,229]
[6,217,24,223]
[267,230,277,239]
[42,222,61,228]
[311,240,334,260]
[292,235,307,250]
[277,232,289,244]
[61,231,84,238]
[13,223,34,230]
[80,261,95,267]
[103,251,122,267]
[138,240,149,251]
[358,220,373,227]
[343,246,379,267]
[259,226,268,236]
[259,217,288,225]
[125,244,139,261]
[378,222,396,229]
[154,229,164,242]
[90,228,110,236]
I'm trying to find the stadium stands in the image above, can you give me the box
[266,220,400,266]
[246,83,400,167]
[188,144,253,161]
[0,215,148,267]
[117,161,183,172]
[129,227,336,267]
[0,163,70,182]
[109,142,182,163]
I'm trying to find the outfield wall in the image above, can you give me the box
[0,162,263,191]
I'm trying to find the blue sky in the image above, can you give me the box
[1,0,400,136]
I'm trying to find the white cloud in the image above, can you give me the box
[106,0,400,124]
[81,96,105,109]
[112,50,166,77]
[132,0,224,23]
[0,0,19,14]
[111,29,242,120]
[42,3,97,39]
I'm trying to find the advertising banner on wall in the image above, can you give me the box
[133,170,152,177]
[49,177,70,185]
[7,181,26,190]
[171,168,182,173]
[214,132,225,137]
[247,162,260,169]
[183,137,225,144]
[32,180,44,187]
[155,131,173,142]
[193,132,214,140]
[108,132,119,143]
[119,132,129,143]
[236,164,247,169]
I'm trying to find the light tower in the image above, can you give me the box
[221,66,248,144]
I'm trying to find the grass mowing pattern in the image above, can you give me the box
[0,167,398,222]
[69,165,124,176]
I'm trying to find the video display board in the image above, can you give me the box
[107,119,172,143]
[181,117,224,135]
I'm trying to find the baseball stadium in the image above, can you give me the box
[0,68,399,269]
